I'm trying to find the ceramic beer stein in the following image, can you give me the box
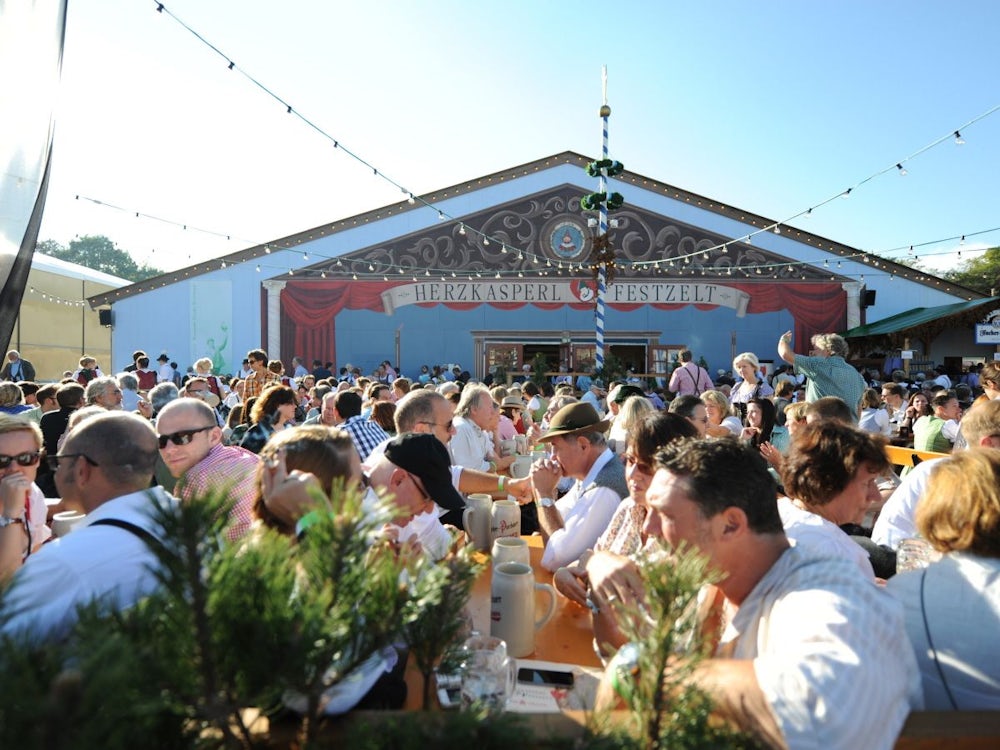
[509,455,533,479]
[489,561,555,658]
[491,536,530,566]
[490,499,520,541]
[462,493,493,552]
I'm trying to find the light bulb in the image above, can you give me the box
[954,130,965,145]
[896,163,907,176]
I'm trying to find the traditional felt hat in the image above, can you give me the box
[537,402,610,442]
[500,395,526,411]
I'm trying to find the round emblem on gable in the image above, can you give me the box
[549,221,586,260]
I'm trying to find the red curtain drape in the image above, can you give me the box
[279,280,846,365]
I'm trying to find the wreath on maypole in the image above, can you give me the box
[582,158,626,284]
[590,232,617,284]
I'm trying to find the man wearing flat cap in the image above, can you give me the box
[530,402,627,571]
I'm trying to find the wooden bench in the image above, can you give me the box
[895,711,1000,749]
[885,445,950,472]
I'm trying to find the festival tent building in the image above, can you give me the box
[87,152,990,380]
[11,253,129,382]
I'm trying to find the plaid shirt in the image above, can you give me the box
[243,369,282,400]
[175,442,260,542]
[340,415,389,462]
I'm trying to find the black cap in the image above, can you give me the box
[612,384,645,404]
[157,353,169,362]
[384,433,465,522]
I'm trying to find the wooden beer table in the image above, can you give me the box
[403,535,602,710]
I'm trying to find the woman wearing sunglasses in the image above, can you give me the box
[0,415,52,581]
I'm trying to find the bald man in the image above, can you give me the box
[1,412,177,642]
[156,398,259,541]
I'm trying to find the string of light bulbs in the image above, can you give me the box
[45,2,984,296]
[26,286,89,307]
[144,0,1000,282]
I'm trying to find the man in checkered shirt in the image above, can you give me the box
[156,398,259,542]
[327,390,388,463]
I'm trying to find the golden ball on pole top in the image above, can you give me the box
[599,104,611,117]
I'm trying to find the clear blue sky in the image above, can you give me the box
[37,0,1000,275]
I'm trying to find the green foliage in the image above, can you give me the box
[398,547,483,708]
[0,487,418,749]
[343,708,539,749]
[531,352,552,386]
[940,245,1000,295]
[37,235,164,282]
[595,544,755,750]
[593,352,629,384]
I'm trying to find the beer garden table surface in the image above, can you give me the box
[403,535,601,711]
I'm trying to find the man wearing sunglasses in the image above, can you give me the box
[1,412,175,643]
[155,399,259,542]
[0,416,51,579]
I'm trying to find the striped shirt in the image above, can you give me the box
[723,545,922,749]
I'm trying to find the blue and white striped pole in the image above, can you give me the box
[595,67,610,373]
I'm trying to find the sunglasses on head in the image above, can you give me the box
[0,451,41,469]
[158,425,214,449]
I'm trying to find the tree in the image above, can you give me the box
[940,246,1000,296]
[36,235,163,282]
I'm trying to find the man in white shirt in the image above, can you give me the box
[530,402,627,571]
[449,384,514,475]
[1,412,177,642]
[156,353,174,384]
[881,382,907,426]
[598,437,922,749]
[931,365,952,390]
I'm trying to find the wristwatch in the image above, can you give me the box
[0,515,24,528]
[537,497,555,508]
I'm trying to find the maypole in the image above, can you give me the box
[582,66,625,375]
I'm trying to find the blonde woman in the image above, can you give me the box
[701,389,742,437]
[193,357,229,400]
[729,351,774,415]
[888,449,1000,709]
[608,394,654,454]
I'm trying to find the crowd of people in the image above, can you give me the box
[0,333,998,747]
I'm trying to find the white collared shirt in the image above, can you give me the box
[724,545,922,749]
[540,448,623,571]
[449,416,493,472]
[1,487,178,643]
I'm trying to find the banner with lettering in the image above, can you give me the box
[380,281,750,317]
